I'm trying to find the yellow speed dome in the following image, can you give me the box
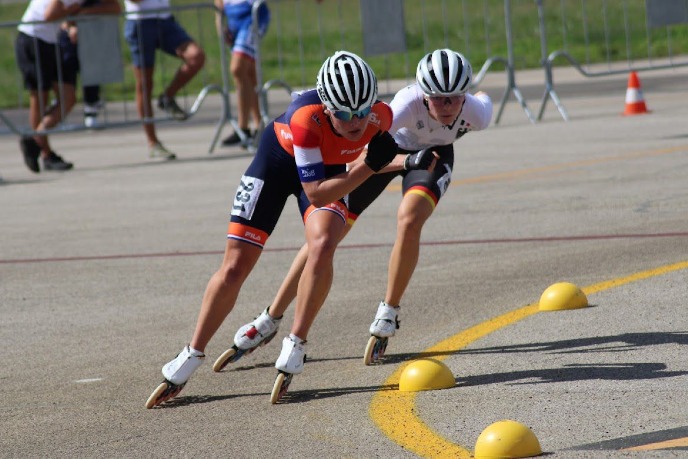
[398,358,455,392]
[538,282,588,311]
[474,419,542,458]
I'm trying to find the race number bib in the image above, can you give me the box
[231,175,264,220]
[436,164,452,198]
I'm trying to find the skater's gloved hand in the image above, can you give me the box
[404,148,438,171]
[364,131,398,172]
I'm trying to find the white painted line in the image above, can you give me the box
[74,378,103,384]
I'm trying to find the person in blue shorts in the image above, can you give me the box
[124,0,206,159]
[215,0,321,147]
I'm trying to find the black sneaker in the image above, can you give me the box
[157,94,188,121]
[20,136,41,173]
[43,152,74,171]
[221,128,255,146]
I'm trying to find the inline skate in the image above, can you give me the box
[270,335,306,404]
[363,302,400,365]
[145,345,205,408]
[212,308,281,372]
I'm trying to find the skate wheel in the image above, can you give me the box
[364,336,389,366]
[377,337,389,359]
[364,335,377,366]
[145,382,169,409]
[145,380,185,408]
[212,347,238,372]
[167,384,183,400]
[270,371,293,404]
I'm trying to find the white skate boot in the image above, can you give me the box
[146,345,205,409]
[275,335,307,374]
[369,302,400,337]
[271,335,307,404]
[235,308,282,350]
[212,308,282,372]
[364,302,400,366]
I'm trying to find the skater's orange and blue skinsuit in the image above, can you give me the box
[227,89,393,248]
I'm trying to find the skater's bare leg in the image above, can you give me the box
[384,193,433,306]
[267,224,352,319]
[190,239,262,352]
[289,210,346,340]
[267,243,307,318]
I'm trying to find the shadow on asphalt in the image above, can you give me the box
[196,332,688,405]
[278,383,398,404]
[456,331,688,354]
[148,391,265,409]
[147,382,399,408]
[224,351,454,370]
[454,362,688,387]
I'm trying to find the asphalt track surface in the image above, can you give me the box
[2,68,687,458]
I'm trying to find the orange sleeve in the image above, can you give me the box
[379,101,394,132]
[290,107,323,150]
[369,101,393,134]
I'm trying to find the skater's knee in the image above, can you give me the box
[397,211,426,238]
[306,234,339,260]
[216,261,251,285]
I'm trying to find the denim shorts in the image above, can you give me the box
[124,16,193,68]
[224,1,270,59]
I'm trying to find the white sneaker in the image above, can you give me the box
[84,115,98,129]
[234,308,281,350]
[149,142,177,160]
[369,302,400,338]
[275,335,306,374]
[162,345,205,385]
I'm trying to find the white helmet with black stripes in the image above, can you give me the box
[416,49,472,96]
[317,51,378,112]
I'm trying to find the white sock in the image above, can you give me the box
[289,333,305,345]
[188,345,204,357]
[382,301,400,309]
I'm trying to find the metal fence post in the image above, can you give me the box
[494,0,536,124]
[536,0,569,121]
[252,0,294,153]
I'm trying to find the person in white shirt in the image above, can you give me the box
[123,0,205,160]
[15,0,83,172]
[218,49,493,367]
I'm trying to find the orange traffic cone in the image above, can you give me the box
[623,71,650,116]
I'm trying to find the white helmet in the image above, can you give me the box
[317,51,378,112]
[416,49,472,96]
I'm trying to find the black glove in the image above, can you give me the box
[364,131,398,172]
[404,148,436,170]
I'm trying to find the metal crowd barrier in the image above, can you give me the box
[251,0,292,130]
[250,0,687,125]
[536,0,688,121]
[0,3,238,153]
[2,0,686,153]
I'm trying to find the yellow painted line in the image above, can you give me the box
[369,260,688,458]
[387,144,688,191]
[582,260,688,295]
[623,437,688,451]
